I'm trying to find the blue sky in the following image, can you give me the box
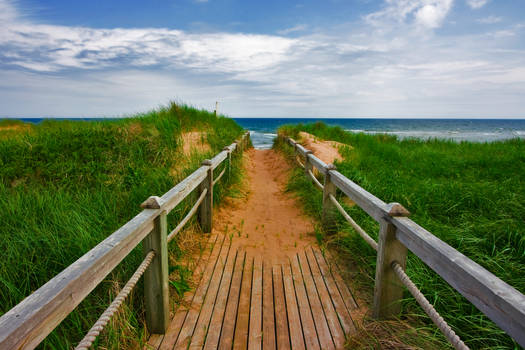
[1,0,524,118]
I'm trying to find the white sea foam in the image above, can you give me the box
[344,129,522,142]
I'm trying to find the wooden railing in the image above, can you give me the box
[0,132,250,350]
[285,135,525,348]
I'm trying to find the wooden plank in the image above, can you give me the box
[373,220,407,318]
[282,262,305,350]
[200,247,238,349]
[143,210,170,333]
[144,334,164,350]
[272,265,291,350]
[393,216,525,347]
[306,248,355,340]
[307,153,328,174]
[295,253,335,350]
[158,234,218,349]
[311,248,357,333]
[303,250,347,347]
[0,209,155,350]
[262,262,276,350]
[233,256,254,350]
[329,170,391,222]
[210,150,228,170]
[289,256,320,350]
[172,235,229,350]
[160,166,208,213]
[188,243,234,349]
[295,143,308,157]
[0,139,241,350]
[248,256,263,350]
[218,250,246,350]
[320,250,358,311]
[158,304,188,350]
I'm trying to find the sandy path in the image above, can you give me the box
[214,149,317,264]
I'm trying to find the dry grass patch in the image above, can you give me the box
[298,131,347,164]
[181,131,210,156]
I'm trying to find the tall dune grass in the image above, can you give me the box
[0,102,243,348]
[276,122,525,349]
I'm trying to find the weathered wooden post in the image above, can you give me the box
[245,131,251,149]
[373,203,410,319]
[140,196,169,333]
[199,159,213,233]
[223,146,231,180]
[322,164,338,233]
[304,150,313,175]
[214,101,218,117]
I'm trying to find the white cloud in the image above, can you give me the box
[366,0,454,29]
[0,23,296,73]
[467,0,489,9]
[0,0,525,118]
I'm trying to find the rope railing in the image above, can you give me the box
[167,188,208,243]
[296,155,305,168]
[391,261,469,350]
[75,251,156,350]
[213,167,226,186]
[328,194,378,251]
[282,135,525,348]
[0,132,252,350]
[307,169,324,190]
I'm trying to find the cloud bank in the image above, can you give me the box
[0,0,524,118]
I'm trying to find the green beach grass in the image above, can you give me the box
[275,122,525,349]
[0,103,244,349]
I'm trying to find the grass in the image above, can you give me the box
[0,102,244,349]
[275,122,525,349]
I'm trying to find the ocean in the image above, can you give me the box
[7,117,525,150]
[232,118,525,149]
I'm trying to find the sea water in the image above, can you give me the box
[8,117,525,150]
[233,118,525,149]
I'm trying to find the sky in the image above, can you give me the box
[0,0,524,118]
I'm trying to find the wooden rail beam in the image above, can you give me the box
[307,153,328,175]
[392,217,525,347]
[0,210,156,349]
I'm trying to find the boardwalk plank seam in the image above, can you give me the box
[154,233,219,349]
[296,252,335,350]
[218,248,245,350]
[172,235,230,350]
[148,237,357,350]
[187,238,233,349]
[309,247,356,336]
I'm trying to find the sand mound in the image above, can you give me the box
[182,131,210,155]
[298,131,347,164]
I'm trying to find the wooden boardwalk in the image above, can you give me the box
[146,234,359,350]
